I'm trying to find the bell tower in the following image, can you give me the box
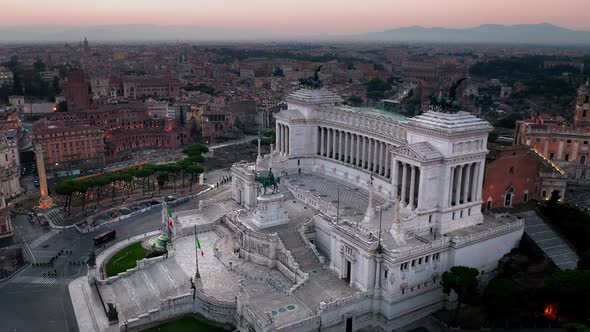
[574,81,590,128]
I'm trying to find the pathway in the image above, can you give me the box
[520,210,578,270]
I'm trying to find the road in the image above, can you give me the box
[0,185,230,332]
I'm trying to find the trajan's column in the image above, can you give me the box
[34,143,53,210]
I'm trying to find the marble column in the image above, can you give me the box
[374,256,383,289]
[320,127,325,156]
[409,165,416,210]
[377,142,383,176]
[332,129,337,159]
[356,135,362,167]
[454,165,463,205]
[470,163,478,202]
[476,161,485,201]
[276,124,281,153]
[391,159,398,194]
[35,143,54,210]
[281,125,286,154]
[462,164,470,203]
[373,140,381,175]
[339,130,344,161]
[448,166,455,207]
[417,168,424,209]
[343,132,348,163]
[385,145,391,178]
[327,129,332,158]
[361,136,366,168]
[368,139,373,172]
[401,163,408,205]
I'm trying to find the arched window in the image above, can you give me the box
[581,155,587,165]
[523,190,529,203]
[486,198,492,210]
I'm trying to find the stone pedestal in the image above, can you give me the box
[251,193,289,229]
[38,195,54,210]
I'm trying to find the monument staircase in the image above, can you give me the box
[102,258,191,320]
[519,210,578,270]
[277,226,322,272]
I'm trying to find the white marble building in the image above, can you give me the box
[77,88,525,332]
[241,87,525,330]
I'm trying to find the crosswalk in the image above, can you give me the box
[8,275,74,286]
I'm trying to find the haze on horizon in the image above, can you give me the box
[2,0,590,34]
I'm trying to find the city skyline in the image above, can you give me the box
[2,0,590,33]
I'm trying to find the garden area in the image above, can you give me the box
[105,242,148,277]
[141,316,229,332]
[53,144,208,218]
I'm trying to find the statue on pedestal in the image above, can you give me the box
[256,168,280,195]
[390,194,406,245]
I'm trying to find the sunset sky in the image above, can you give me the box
[2,0,589,33]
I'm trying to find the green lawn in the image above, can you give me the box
[142,317,226,332]
[105,242,147,277]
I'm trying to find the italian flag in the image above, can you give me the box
[168,208,174,228]
[196,236,204,256]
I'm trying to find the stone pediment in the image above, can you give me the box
[393,142,443,161]
[275,109,305,122]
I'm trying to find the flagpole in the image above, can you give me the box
[194,225,200,279]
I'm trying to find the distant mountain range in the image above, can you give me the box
[364,23,590,45]
[0,23,588,45]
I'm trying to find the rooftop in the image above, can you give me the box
[285,88,343,106]
[410,111,491,133]
[338,105,408,122]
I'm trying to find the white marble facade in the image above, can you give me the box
[274,88,491,237]
[264,88,524,330]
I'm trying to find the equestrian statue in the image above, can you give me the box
[256,168,280,195]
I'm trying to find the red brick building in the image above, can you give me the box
[482,144,567,210]
[64,70,92,112]
[34,102,191,171]
[32,120,105,172]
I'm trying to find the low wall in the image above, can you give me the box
[124,289,237,331]
[76,196,191,233]
[286,182,337,218]
[96,253,168,285]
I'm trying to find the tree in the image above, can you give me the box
[578,250,590,270]
[488,131,499,143]
[33,59,46,72]
[483,278,526,327]
[441,266,480,325]
[347,95,363,106]
[182,143,209,158]
[273,67,284,77]
[157,173,168,194]
[55,179,78,215]
[547,270,590,320]
[90,176,110,209]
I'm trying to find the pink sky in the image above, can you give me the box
[3,0,589,32]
